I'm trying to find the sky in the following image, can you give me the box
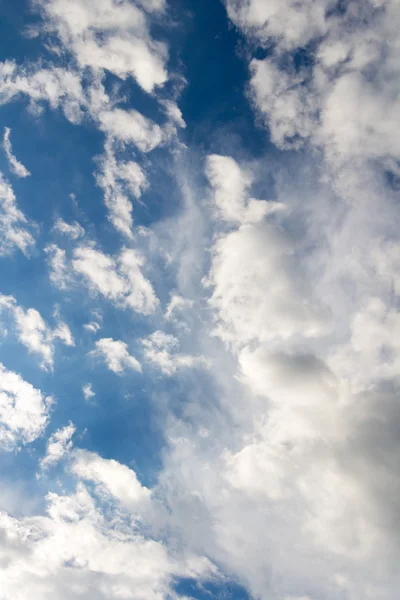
[0,0,399,599]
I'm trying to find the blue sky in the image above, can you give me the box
[0,1,400,599]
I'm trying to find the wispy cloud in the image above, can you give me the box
[2,128,30,178]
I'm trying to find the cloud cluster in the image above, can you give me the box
[36,0,168,93]
[0,362,52,450]
[0,435,216,600]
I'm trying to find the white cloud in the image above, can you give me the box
[208,217,329,346]
[0,480,212,600]
[98,109,164,152]
[53,218,85,240]
[36,0,168,93]
[0,61,93,124]
[226,0,331,51]
[83,321,101,334]
[95,138,148,238]
[91,338,141,375]
[72,244,159,315]
[141,330,207,376]
[40,423,75,470]
[0,173,34,256]
[2,127,30,178]
[82,383,95,401]
[0,294,74,370]
[45,244,73,290]
[71,449,150,510]
[205,154,252,223]
[164,293,193,323]
[0,362,52,450]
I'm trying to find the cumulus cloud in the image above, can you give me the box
[2,127,30,178]
[226,0,332,51]
[0,479,213,600]
[71,449,150,510]
[207,214,329,346]
[72,244,159,315]
[91,338,142,375]
[0,362,52,450]
[36,0,168,93]
[0,295,74,370]
[0,173,34,256]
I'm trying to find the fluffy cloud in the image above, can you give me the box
[98,109,164,152]
[91,338,141,374]
[141,330,207,376]
[71,449,150,510]
[0,295,74,370]
[36,0,168,93]
[2,127,30,178]
[0,363,52,450]
[72,244,159,315]
[208,212,329,346]
[226,0,332,51]
[0,173,34,256]
[47,241,159,316]
[0,437,216,600]
[0,483,209,600]
[40,423,76,470]
[232,0,400,190]
[53,218,85,240]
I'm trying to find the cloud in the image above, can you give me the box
[36,0,168,93]
[0,295,74,370]
[164,293,193,324]
[40,423,76,471]
[98,109,164,152]
[226,0,331,51]
[91,338,142,375]
[72,244,159,315]
[83,321,101,334]
[0,173,34,256]
[2,127,30,178]
[82,383,95,401]
[0,61,94,124]
[53,218,85,240]
[45,244,73,290]
[0,362,52,450]
[95,138,148,238]
[141,330,207,376]
[70,449,150,510]
[0,480,212,600]
[208,217,329,347]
